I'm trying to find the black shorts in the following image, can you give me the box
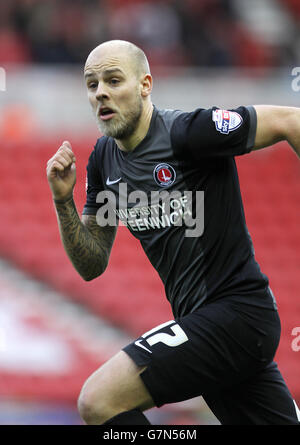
[123,298,300,425]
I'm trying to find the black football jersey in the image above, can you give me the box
[83,105,277,317]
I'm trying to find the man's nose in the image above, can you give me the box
[96,82,109,100]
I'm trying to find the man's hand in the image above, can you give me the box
[47,141,77,201]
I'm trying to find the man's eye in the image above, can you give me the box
[110,78,120,85]
[88,82,97,89]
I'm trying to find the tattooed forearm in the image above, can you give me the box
[54,197,117,281]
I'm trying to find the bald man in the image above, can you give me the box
[47,40,300,425]
[85,40,153,149]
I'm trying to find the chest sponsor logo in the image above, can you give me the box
[212,109,243,135]
[95,183,204,238]
[153,163,176,188]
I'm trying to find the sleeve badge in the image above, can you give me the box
[212,109,243,135]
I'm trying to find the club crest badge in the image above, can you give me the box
[212,109,243,135]
[153,163,176,188]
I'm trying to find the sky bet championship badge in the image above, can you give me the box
[153,163,176,188]
[212,109,243,135]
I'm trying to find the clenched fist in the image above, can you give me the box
[47,141,76,201]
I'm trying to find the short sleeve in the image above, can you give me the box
[82,148,104,215]
[171,105,257,160]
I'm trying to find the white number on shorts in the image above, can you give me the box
[138,320,188,352]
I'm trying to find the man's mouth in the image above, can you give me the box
[98,106,116,121]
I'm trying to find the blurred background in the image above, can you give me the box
[0,0,299,425]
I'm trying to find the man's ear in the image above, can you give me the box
[140,74,153,98]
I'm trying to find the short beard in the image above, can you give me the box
[97,97,143,140]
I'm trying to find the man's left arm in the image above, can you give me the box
[253,105,300,158]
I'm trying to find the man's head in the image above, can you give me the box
[84,40,153,145]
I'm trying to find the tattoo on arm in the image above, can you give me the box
[54,197,117,280]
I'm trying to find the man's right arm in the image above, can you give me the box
[47,141,117,281]
[55,198,117,281]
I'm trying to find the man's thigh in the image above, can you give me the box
[80,350,155,414]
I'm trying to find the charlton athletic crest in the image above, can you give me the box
[153,163,176,188]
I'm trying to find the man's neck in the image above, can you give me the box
[116,102,154,152]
